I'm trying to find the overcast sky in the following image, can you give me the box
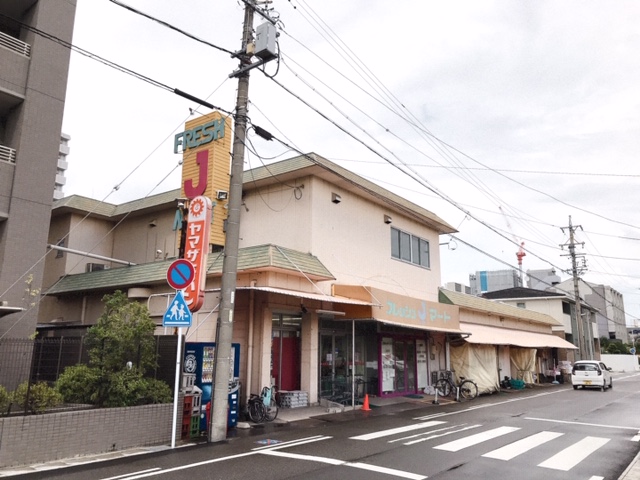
[61,0,640,327]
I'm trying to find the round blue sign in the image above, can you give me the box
[166,259,195,290]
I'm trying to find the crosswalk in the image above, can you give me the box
[350,420,616,473]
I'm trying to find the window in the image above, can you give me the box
[390,227,430,268]
[55,238,65,258]
[516,302,525,309]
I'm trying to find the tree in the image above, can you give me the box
[56,291,172,407]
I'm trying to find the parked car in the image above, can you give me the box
[571,360,612,391]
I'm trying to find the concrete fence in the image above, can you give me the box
[600,354,640,373]
[0,402,179,468]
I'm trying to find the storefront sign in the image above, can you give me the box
[333,285,460,331]
[183,195,212,312]
[177,111,232,247]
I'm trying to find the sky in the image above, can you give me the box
[60,0,640,328]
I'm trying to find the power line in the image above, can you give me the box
[107,0,235,55]
[0,12,228,112]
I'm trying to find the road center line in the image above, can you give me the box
[525,417,640,431]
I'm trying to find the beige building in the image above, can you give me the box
[42,154,467,405]
[440,288,577,392]
[41,154,579,410]
[481,287,599,361]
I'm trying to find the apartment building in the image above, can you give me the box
[0,0,76,337]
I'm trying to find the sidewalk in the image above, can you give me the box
[1,386,638,478]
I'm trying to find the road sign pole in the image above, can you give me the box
[171,326,183,448]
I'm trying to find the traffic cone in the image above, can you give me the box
[362,394,371,411]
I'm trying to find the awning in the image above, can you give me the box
[460,322,578,349]
[233,286,378,306]
[360,317,468,335]
[0,306,24,318]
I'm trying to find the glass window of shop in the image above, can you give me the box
[319,319,377,404]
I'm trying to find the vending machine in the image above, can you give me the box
[184,342,240,431]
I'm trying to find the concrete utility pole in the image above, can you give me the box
[209,0,277,442]
[560,216,588,360]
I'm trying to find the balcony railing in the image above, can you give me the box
[0,30,31,57]
[0,145,17,164]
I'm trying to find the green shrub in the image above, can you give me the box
[99,370,172,407]
[0,385,10,415]
[12,381,62,414]
[56,364,101,404]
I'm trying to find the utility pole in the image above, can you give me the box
[560,216,588,360]
[209,0,277,442]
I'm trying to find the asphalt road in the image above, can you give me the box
[21,372,640,480]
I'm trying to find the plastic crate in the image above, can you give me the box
[190,415,200,438]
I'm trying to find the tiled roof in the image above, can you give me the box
[45,244,334,296]
[481,287,566,300]
[439,288,562,327]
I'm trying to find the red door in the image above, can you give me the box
[272,335,300,391]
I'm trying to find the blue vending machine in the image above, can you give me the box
[184,342,240,431]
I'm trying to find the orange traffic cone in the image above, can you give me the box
[362,394,371,411]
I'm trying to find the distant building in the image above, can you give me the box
[444,282,471,294]
[526,268,561,291]
[481,287,599,361]
[54,133,71,200]
[469,269,520,295]
[557,279,627,341]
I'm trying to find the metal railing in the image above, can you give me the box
[0,145,17,164]
[0,30,31,57]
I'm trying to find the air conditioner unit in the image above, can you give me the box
[86,263,108,272]
[216,190,228,200]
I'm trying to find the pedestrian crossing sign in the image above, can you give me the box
[163,290,193,327]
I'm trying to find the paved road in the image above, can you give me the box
[13,373,640,479]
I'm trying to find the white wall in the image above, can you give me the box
[239,176,444,301]
[600,354,639,372]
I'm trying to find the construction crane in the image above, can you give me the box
[498,206,526,286]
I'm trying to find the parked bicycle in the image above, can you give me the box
[434,371,478,401]
[246,385,279,423]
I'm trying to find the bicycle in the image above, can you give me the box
[246,385,279,423]
[434,371,478,401]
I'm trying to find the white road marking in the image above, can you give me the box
[251,435,331,450]
[413,389,565,421]
[403,425,482,446]
[538,436,610,471]
[101,469,161,480]
[526,417,640,431]
[588,476,604,480]
[350,420,445,440]
[260,450,426,480]
[434,426,520,452]
[111,436,333,479]
[389,424,469,443]
[482,431,564,460]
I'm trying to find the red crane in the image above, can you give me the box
[499,207,526,285]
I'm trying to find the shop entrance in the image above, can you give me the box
[381,336,416,395]
[320,333,349,398]
[271,313,301,391]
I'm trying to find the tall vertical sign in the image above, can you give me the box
[175,111,232,247]
[183,196,212,312]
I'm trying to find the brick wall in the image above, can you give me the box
[0,403,179,468]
